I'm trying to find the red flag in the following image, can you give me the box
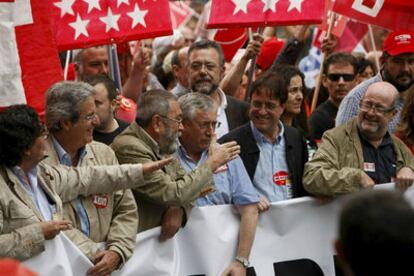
[318,0,347,38]
[169,0,193,29]
[214,28,247,62]
[52,0,173,51]
[208,0,325,29]
[333,0,414,31]
[0,0,63,118]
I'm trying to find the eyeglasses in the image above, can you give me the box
[327,73,355,82]
[251,100,280,111]
[82,113,98,121]
[159,114,182,126]
[198,121,221,130]
[359,101,395,115]
[190,62,218,71]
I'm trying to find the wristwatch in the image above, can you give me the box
[235,256,250,269]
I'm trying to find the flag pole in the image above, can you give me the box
[245,27,263,102]
[368,24,380,72]
[63,50,71,80]
[108,41,123,92]
[310,12,336,113]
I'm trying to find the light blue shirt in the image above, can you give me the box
[12,166,53,221]
[52,136,90,235]
[251,121,292,202]
[176,144,259,206]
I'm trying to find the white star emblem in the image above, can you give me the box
[100,8,121,32]
[82,0,101,13]
[288,0,304,12]
[231,0,251,15]
[54,0,75,17]
[69,14,89,39]
[262,0,279,12]
[128,4,148,28]
[117,0,129,7]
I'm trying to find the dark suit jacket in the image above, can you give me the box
[225,95,250,131]
[219,122,309,198]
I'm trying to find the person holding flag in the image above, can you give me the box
[336,31,414,132]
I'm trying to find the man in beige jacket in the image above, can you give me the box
[0,105,170,267]
[111,90,240,240]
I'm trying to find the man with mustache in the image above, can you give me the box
[187,40,250,138]
[336,31,414,133]
[308,53,358,142]
[111,90,241,240]
[304,82,414,196]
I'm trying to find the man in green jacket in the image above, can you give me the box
[303,82,414,196]
[111,90,240,240]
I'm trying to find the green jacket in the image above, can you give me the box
[303,118,414,196]
[111,122,214,232]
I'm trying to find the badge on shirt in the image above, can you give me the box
[214,164,228,174]
[92,194,109,208]
[273,171,289,186]
[363,162,376,172]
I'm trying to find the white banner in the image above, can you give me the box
[24,184,413,276]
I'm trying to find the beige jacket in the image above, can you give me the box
[0,162,143,261]
[111,122,214,232]
[42,137,138,263]
[303,118,414,196]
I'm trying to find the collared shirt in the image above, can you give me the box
[251,121,292,202]
[359,130,397,184]
[215,89,230,138]
[171,83,189,98]
[176,144,259,206]
[52,135,90,235]
[336,73,404,133]
[12,166,53,221]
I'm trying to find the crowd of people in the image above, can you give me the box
[1,2,414,275]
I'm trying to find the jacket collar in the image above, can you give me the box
[129,122,161,157]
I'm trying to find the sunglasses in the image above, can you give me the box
[327,73,355,82]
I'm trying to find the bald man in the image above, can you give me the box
[303,82,414,196]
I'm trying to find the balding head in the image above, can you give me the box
[357,82,399,142]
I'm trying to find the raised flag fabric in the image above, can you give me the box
[169,0,193,29]
[52,0,173,51]
[208,0,325,29]
[0,0,63,117]
[333,0,414,31]
[214,28,247,62]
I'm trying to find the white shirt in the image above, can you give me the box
[215,89,230,138]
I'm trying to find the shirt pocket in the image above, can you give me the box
[5,202,38,232]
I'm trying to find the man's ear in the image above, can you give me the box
[151,115,163,133]
[322,74,328,88]
[59,119,72,131]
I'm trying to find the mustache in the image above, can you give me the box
[396,72,412,79]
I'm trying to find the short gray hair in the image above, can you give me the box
[46,81,95,132]
[178,92,217,122]
[136,89,177,127]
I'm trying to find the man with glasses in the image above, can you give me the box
[336,31,414,132]
[309,52,358,142]
[176,93,261,275]
[42,81,138,275]
[111,90,241,240]
[220,72,309,205]
[188,39,250,138]
[303,82,414,196]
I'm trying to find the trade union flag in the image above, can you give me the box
[208,0,325,29]
[333,0,414,31]
[51,0,173,50]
